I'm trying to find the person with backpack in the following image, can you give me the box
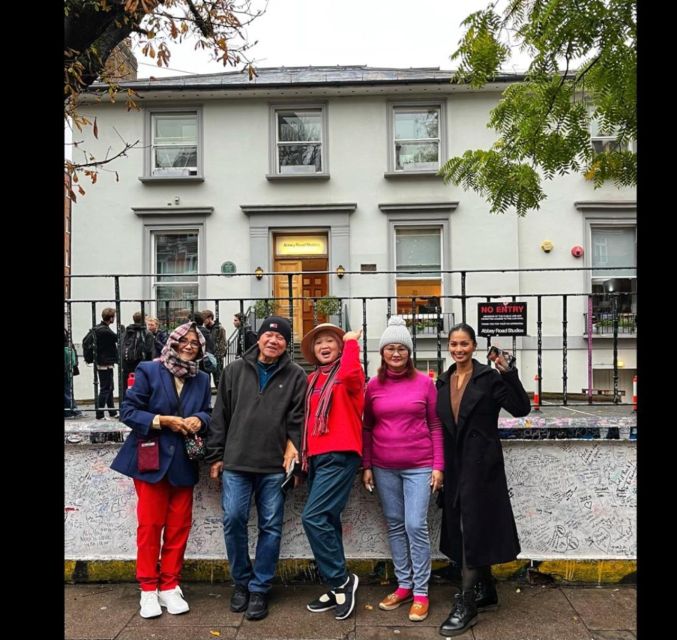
[86,307,119,420]
[121,312,154,400]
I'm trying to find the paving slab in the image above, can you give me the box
[562,587,636,632]
[64,584,138,640]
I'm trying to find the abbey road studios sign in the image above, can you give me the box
[478,302,528,336]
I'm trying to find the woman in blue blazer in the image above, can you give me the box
[111,322,212,619]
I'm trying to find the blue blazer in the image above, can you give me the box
[110,360,212,487]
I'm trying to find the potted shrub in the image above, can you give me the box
[314,295,341,320]
[254,298,279,318]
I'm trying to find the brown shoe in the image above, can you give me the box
[408,599,429,621]
[378,591,413,611]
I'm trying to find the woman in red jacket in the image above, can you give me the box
[299,324,365,621]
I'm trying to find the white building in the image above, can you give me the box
[71,66,636,399]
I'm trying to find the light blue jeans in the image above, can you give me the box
[373,466,433,596]
[221,470,285,594]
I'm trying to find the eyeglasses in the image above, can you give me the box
[178,338,200,348]
[383,346,409,354]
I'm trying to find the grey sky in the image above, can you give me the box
[134,0,529,78]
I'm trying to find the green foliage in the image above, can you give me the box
[254,299,279,318]
[314,296,342,317]
[441,0,636,215]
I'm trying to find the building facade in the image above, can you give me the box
[71,66,636,398]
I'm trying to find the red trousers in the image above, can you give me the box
[134,477,193,591]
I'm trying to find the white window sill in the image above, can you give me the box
[139,176,205,184]
[384,171,442,179]
[266,173,330,181]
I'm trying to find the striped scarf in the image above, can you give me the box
[302,359,341,470]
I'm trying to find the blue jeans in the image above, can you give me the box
[373,466,433,595]
[221,470,285,594]
[302,452,361,588]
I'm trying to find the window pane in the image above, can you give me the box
[394,110,439,140]
[591,228,635,276]
[154,147,198,170]
[395,142,439,170]
[155,284,199,328]
[591,138,622,155]
[155,233,198,282]
[279,144,322,172]
[396,228,441,272]
[396,280,441,315]
[154,116,197,145]
[278,112,322,142]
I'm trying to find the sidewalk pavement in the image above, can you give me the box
[65,581,636,640]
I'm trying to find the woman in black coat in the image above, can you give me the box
[435,323,530,637]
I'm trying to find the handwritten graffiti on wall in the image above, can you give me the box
[65,441,635,561]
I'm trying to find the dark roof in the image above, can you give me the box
[90,65,525,92]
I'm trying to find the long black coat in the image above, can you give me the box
[436,359,530,568]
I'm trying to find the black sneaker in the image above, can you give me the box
[334,573,359,620]
[245,591,268,620]
[230,584,249,612]
[307,590,337,613]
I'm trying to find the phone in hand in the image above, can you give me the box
[487,346,516,368]
[281,460,306,494]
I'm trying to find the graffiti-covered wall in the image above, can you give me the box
[65,438,635,561]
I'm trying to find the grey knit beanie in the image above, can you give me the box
[379,316,413,352]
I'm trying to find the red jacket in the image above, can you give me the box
[305,339,365,458]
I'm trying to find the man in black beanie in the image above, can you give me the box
[206,315,306,621]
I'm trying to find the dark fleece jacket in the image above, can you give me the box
[206,347,307,473]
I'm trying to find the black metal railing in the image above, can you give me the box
[64,266,637,415]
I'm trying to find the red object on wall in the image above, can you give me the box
[571,245,584,258]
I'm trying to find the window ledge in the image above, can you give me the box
[266,173,330,181]
[384,171,442,179]
[139,176,205,184]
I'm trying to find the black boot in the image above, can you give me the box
[439,590,478,637]
[474,576,498,611]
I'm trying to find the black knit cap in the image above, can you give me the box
[257,316,292,344]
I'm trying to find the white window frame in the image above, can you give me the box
[393,225,444,321]
[589,110,634,156]
[146,224,204,325]
[583,211,637,334]
[269,103,329,178]
[387,102,446,174]
[143,107,204,181]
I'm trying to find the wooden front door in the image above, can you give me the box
[301,258,328,336]
[273,260,303,340]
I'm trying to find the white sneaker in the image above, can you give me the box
[158,585,190,614]
[139,590,162,618]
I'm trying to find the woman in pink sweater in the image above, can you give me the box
[362,316,444,622]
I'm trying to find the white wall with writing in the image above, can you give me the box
[65,441,635,560]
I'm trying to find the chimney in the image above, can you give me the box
[104,38,138,82]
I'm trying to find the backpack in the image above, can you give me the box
[82,328,96,364]
[201,352,218,374]
[121,327,147,364]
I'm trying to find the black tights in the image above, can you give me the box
[460,520,489,591]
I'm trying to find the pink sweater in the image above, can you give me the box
[363,369,444,471]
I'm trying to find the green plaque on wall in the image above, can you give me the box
[221,261,236,276]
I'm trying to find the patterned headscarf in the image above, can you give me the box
[160,321,205,378]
